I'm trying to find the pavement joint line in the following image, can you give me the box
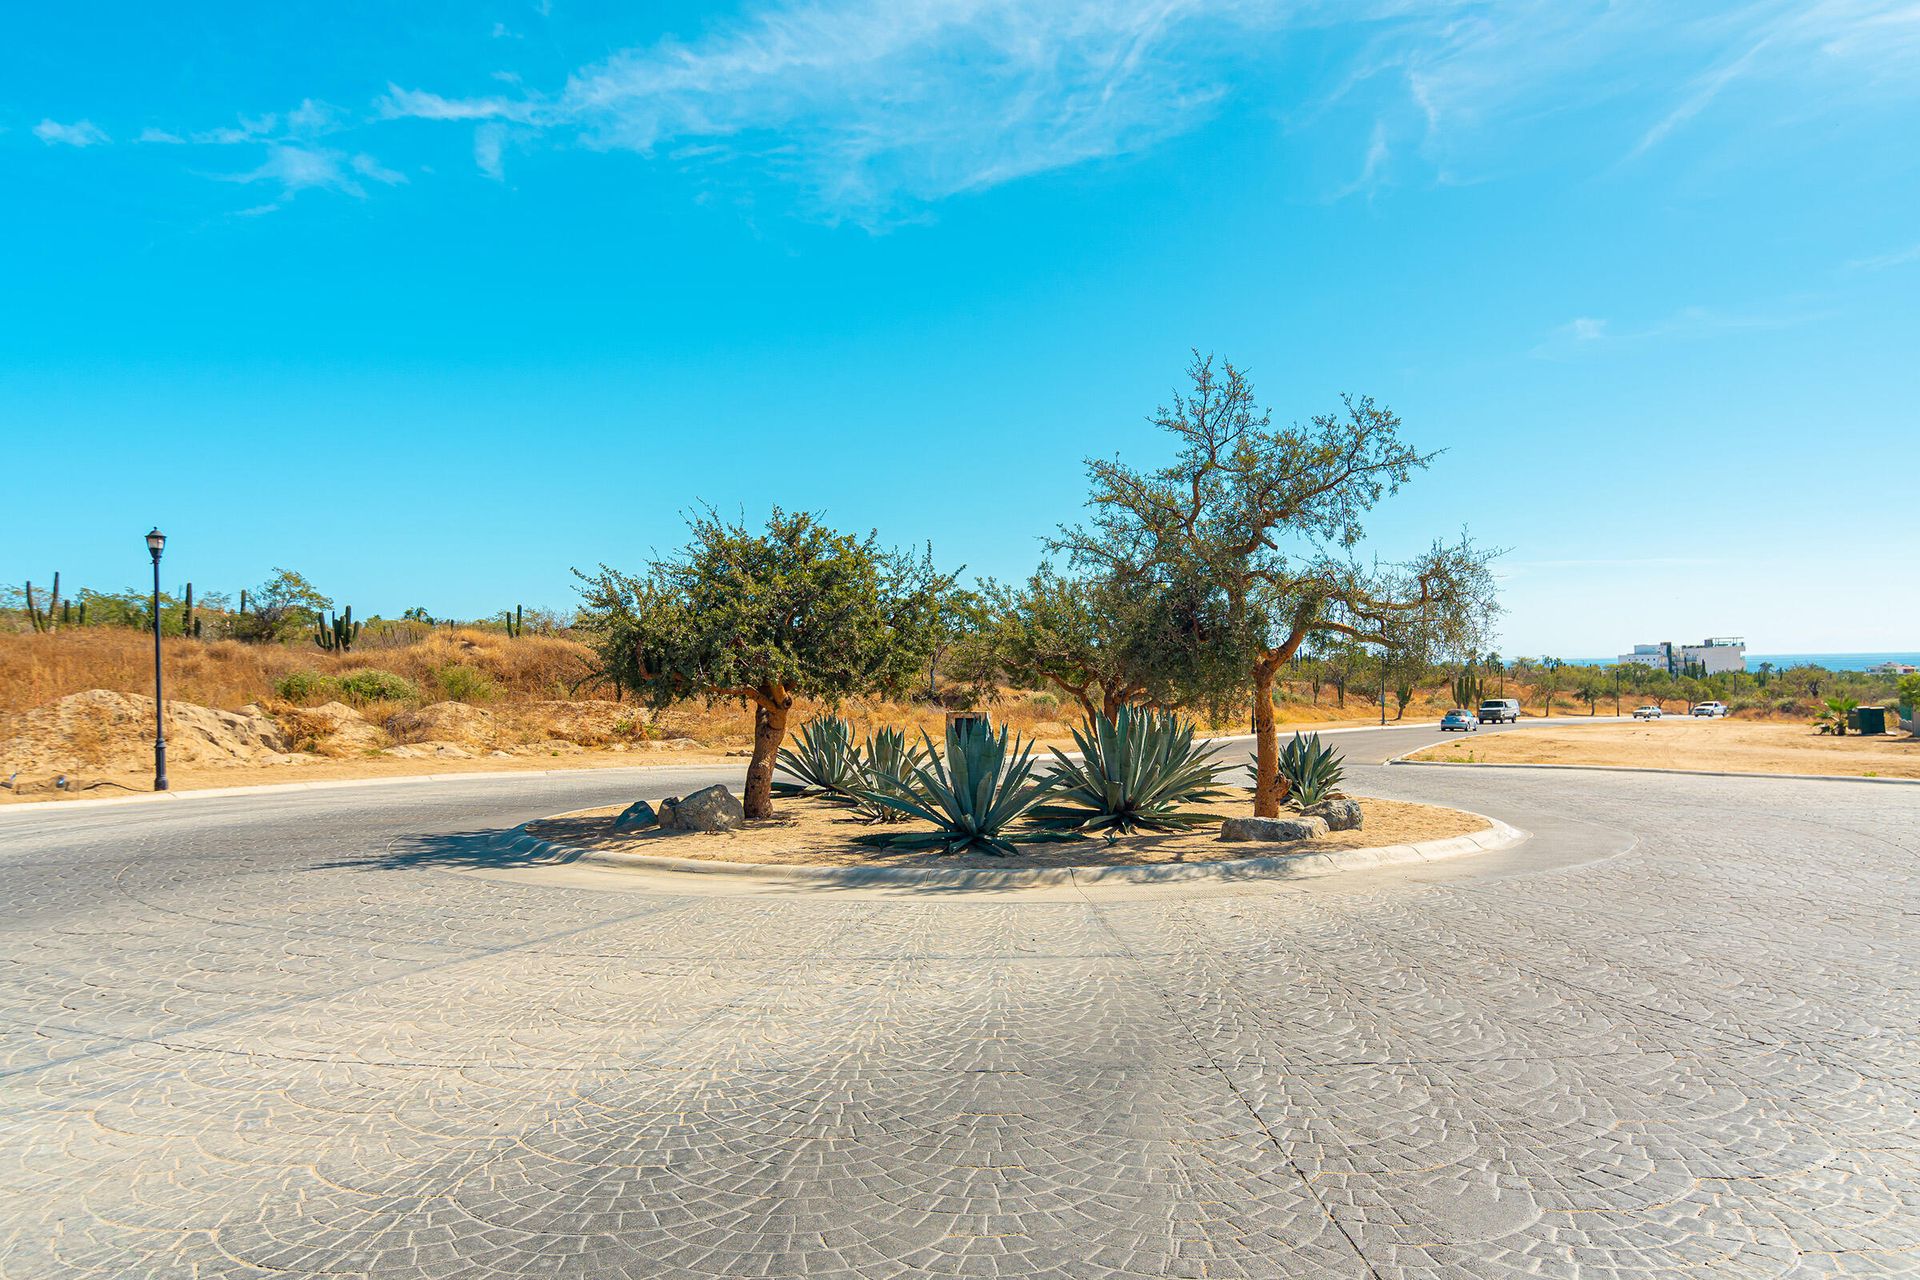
[1385,751,1920,785]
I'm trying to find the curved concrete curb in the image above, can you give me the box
[1385,752,1920,786]
[492,813,1528,891]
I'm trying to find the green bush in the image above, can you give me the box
[272,670,339,704]
[435,664,496,704]
[336,669,418,705]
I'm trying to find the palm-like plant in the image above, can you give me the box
[852,726,930,823]
[775,715,863,797]
[1270,732,1345,808]
[1034,706,1227,835]
[1817,696,1859,736]
[859,720,1049,856]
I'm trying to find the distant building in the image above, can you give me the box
[1617,637,1746,675]
[1872,660,1918,675]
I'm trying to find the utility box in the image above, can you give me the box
[1854,705,1888,736]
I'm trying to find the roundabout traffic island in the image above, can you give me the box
[515,785,1518,887]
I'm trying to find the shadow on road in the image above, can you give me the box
[318,828,580,873]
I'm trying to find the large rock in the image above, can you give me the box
[657,784,745,833]
[614,800,659,830]
[1219,815,1329,843]
[1301,798,1363,831]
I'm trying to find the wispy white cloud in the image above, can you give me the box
[34,119,109,147]
[217,144,407,208]
[1531,303,1822,359]
[474,124,507,179]
[1847,240,1920,271]
[378,84,537,122]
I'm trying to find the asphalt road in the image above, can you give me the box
[2,717,1914,1279]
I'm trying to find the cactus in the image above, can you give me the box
[183,583,196,639]
[313,605,361,652]
[26,574,61,633]
[504,604,523,638]
[1450,672,1482,709]
[239,588,250,616]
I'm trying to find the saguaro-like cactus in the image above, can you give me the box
[313,605,361,652]
[504,604,524,638]
[26,574,61,633]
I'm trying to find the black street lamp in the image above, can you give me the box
[146,528,169,791]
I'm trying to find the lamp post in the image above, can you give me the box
[146,528,169,791]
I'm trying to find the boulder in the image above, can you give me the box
[614,800,659,830]
[657,784,745,833]
[1301,798,1363,831]
[1219,815,1329,843]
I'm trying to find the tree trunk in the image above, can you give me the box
[743,690,791,820]
[1251,659,1284,817]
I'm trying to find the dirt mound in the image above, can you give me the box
[507,699,649,746]
[386,701,502,749]
[0,689,299,776]
[277,701,388,757]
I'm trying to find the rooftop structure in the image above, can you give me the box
[1618,637,1746,675]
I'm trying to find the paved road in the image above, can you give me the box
[2,721,1915,1278]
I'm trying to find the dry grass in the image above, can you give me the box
[529,790,1490,871]
[1408,718,1920,780]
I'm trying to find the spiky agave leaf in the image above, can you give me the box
[851,726,930,823]
[1262,731,1346,808]
[775,715,863,799]
[858,720,1049,855]
[1033,706,1227,834]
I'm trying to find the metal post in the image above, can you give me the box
[148,530,169,791]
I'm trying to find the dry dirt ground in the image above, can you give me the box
[1407,716,1920,779]
[525,789,1490,871]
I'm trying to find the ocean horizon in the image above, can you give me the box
[1561,652,1919,672]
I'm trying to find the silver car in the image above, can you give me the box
[1440,708,1479,731]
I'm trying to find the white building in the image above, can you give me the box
[1617,637,1746,675]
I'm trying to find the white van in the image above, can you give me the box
[1477,698,1521,724]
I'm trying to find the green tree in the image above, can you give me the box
[1536,657,1562,716]
[1055,352,1498,815]
[575,509,947,818]
[1575,667,1608,715]
[239,568,333,642]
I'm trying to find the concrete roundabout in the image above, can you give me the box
[2,721,1915,1278]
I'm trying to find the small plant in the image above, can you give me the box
[435,663,497,704]
[272,670,339,704]
[313,606,361,652]
[776,715,864,798]
[1816,696,1859,736]
[860,720,1050,856]
[336,669,417,704]
[851,726,931,823]
[1034,706,1226,835]
[1270,732,1345,808]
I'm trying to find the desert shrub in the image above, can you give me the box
[336,669,418,705]
[272,670,339,704]
[434,664,497,704]
[1028,691,1059,715]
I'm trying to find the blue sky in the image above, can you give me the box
[5,0,1917,655]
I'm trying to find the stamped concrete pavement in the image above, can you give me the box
[1,725,1915,1278]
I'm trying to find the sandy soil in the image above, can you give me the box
[526,789,1490,871]
[1408,718,1920,780]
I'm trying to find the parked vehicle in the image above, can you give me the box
[1440,709,1479,732]
[1690,701,1729,718]
[1477,698,1521,724]
[1633,706,1663,720]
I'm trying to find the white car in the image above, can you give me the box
[1632,705,1663,720]
[1476,698,1521,724]
[1690,701,1729,718]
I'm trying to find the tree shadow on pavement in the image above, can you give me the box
[317,828,581,873]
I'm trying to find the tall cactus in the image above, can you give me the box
[183,583,199,639]
[1450,672,1483,709]
[504,604,523,638]
[26,574,61,633]
[313,605,361,652]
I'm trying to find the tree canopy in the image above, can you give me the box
[575,508,948,817]
[1054,350,1499,814]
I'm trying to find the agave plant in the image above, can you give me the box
[1267,731,1345,808]
[775,715,863,798]
[1034,706,1227,835]
[851,726,930,823]
[859,720,1049,856]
